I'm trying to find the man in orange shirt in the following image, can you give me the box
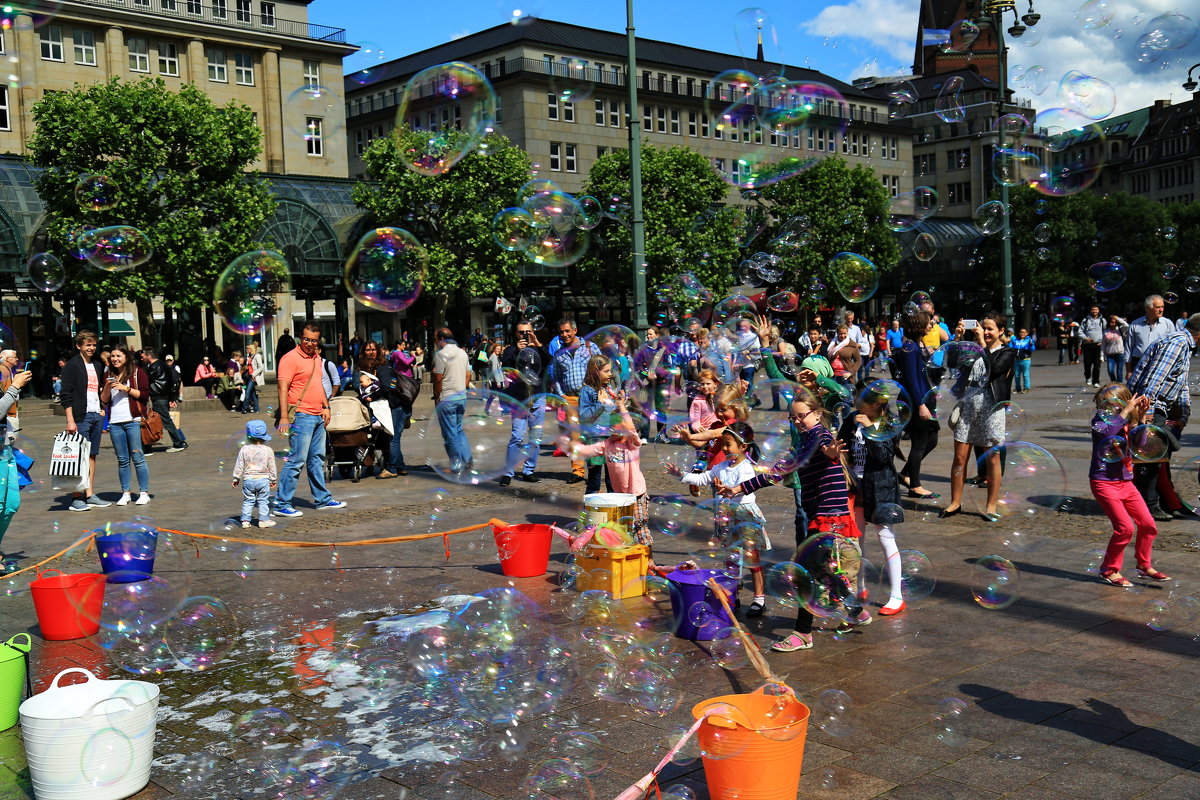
[274,321,345,517]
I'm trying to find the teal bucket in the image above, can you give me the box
[0,632,32,731]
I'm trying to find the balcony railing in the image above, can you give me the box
[67,0,347,42]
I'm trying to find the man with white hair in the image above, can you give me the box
[1125,294,1174,378]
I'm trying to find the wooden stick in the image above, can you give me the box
[706,577,777,682]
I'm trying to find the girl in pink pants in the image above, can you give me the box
[1089,384,1171,587]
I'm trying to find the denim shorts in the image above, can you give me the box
[77,411,105,457]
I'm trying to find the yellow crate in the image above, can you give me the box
[576,545,651,599]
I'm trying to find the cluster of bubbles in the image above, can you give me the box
[490,179,602,268]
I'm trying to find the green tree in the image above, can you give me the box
[27,77,276,336]
[580,143,742,299]
[1167,201,1200,276]
[757,157,901,308]
[353,127,534,321]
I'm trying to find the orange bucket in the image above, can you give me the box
[691,687,809,800]
[29,569,106,641]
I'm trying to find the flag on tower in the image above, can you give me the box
[922,28,951,45]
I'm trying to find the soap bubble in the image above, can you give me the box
[1051,296,1076,319]
[491,207,537,252]
[994,113,1031,138]
[895,550,936,601]
[992,148,1041,187]
[214,250,289,335]
[1034,223,1052,243]
[927,340,988,405]
[855,381,911,441]
[734,7,778,62]
[932,697,970,746]
[1087,261,1125,292]
[83,226,153,272]
[1186,276,1200,294]
[66,225,97,260]
[941,18,980,52]
[344,227,425,312]
[973,200,1007,235]
[74,173,118,212]
[828,252,878,303]
[1058,70,1115,120]
[912,232,937,262]
[1142,12,1197,50]
[286,84,342,143]
[1161,226,1177,240]
[1164,291,1180,305]
[709,629,748,669]
[767,291,798,313]
[764,562,815,609]
[549,57,594,104]
[1162,263,1180,279]
[814,689,857,738]
[648,495,705,538]
[26,252,65,292]
[1029,109,1106,197]
[424,389,527,484]
[166,595,238,671]
[934,75,965,123]
[1084,548,1105,575]
[971,556,1020,609]
[1098,435,1126,463]
[396,62,497,176]
[994,401,1028,442]
[978,442,1068,520]
[1128,425,1169,461]
[81,727,134,787]
[1076,0,1113,29]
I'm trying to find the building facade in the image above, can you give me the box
[0,0,355,177]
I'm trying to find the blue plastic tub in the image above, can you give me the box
[96,530,158,583]
[667,568,738,641]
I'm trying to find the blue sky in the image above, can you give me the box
[328,0,1197,118]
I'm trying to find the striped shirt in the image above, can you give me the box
[740,425,850,520]
[1128,330,1193,423]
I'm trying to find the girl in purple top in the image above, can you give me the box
[1090,384,1170,587]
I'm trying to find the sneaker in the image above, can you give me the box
[1170,507,1195,520]
[259,519,276,528]
[498,475,512,486]
[275,506,304,518]
[837,609,873,632]
[771,632,813,652]
[135,493,151,505]
[317,500,347,510]
[1149,506,1173,522]
[86,495,111,508]
[516,473,540,483]
[115,492,132,506]
[166,444,188,453]
[68,499,90,512]
[241,521,251,528]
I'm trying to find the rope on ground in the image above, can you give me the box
[3,519,509,580]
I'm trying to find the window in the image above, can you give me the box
[889,137,898,160]
[915,153,936,176]
[39,26,63,62]
[565,143,577,172]
[303,60,320,86]
[260,1,275,25]
[72,28,96,65]
[186,0,202,13]
[948,147,970,170]
[609,100,619,127]
[127,37,149,72]
[206,48,226,82]
[563,100,574,123]
[670,109,680,135]
[597,145,608,158]
[642,105,651,130]
[236,0,251,22]
[0,86,8,131]
[161,0,175,9]
[212,0,226,17]
[158,42,178,76]
[234,52,254,85]
[715,158,726,175]
[947,182,970,205]
[549,142,561,172]
[656,106,665,133]
[547,92,559,121]
[701,113,709,137]
[305,118,323,156]
[354,130,364,156]
[688,111,696,137]
[133,0,149,6]
[593,99,604,125]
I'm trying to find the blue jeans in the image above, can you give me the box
[1014,358,1031,392]
[1106,355,1123,382]
[109,419,148,493]
[506,397,545,477]
[436,398,471,471]
[275,412,332,508]
[387,405,409,473]
[241,477,271,522]
[242,378,258,413]
[78,411,105,457]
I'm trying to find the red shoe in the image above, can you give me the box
[1136,568,1171,581]
[879,601,906,616]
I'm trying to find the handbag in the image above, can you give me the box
[390,374,421,409]
[273,358,319,427]
[140,408,164,447]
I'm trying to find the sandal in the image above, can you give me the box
[1099,571,1133,587]
[747,600,766,617]
[770,632,813,652]
[1136,568,1171,581]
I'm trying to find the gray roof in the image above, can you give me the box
[343,17,872,100]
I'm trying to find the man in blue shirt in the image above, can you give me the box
[885,318,905,352]
[1125,294,1175,378]
[552,317,599,484]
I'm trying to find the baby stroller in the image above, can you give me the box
[325,395,376,482]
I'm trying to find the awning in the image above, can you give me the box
[100,320,136,336]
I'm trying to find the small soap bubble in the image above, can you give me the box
[26,253,65,292]
[74,173,118,212]
[971,555,1020,609]
[827,252,878,303]
[1086,261,1125,292]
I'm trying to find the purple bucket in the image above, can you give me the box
[667,568,739,641]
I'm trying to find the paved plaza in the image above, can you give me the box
[0,351,1197,799]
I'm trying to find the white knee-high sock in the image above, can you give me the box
[878,526,904,606]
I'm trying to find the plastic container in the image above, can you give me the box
[666,568,738,641]
[20,668,159,800]
[95,528,157,584]
[0,632,31,731]
[581,492,636,533]
[490,522,554,578]
[575,545,650,598]
[691,687,810,800]
[30,570,106,641]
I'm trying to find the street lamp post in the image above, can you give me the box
[626,0,648,330]
[1183,63,1200,93]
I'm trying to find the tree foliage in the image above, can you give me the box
[756,157,901,308]
[580,143,742,298]
[27,78,275,310]
[353,127,534,302]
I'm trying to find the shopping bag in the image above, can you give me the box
[49,432,87,478]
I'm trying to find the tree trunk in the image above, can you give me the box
[135,296,157,350]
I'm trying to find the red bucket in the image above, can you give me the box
[490,522,554,578]
[29,569,106,641]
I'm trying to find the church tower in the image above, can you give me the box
[912,0,1003,82]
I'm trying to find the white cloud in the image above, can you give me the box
[801,0,922,62]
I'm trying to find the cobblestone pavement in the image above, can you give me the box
[0,352,1197,799]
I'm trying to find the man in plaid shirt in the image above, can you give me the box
[552,317,599,484]
[1127,314,1200,520]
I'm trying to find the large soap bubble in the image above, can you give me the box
[74,173,118,212]
[1029,109,1106,197]
[1086,261,1125,292]
[934,76,965,123]
[395,62,498,176]
[83,226,153,272]
[423,389,528,484]
[827,252,878,303]
[214,251,290,335]
[1058,70,1115,121]
[343,227,425,312]
[26,253,65,292]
